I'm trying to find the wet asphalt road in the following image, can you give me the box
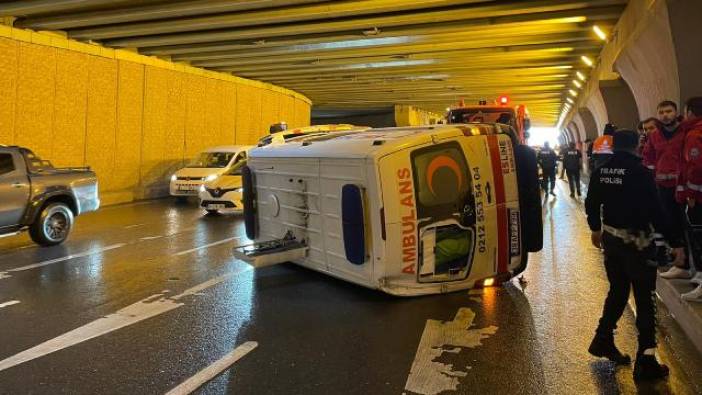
[1,181,701,395]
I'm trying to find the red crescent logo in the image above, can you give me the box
[426,155,463,196]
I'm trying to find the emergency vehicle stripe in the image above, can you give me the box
[486,135,509,274]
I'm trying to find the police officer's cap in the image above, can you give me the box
[613,129,639,152]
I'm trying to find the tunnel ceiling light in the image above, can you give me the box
[572,80,582,88]
[593,25,608,41]
[581,55,594,67]
[566,97,574,104]
[569,89,578,97]
[576,71,587,81]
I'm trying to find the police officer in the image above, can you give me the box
[562,142,582,197]
[538,142,558,196]
[585,129,685,381]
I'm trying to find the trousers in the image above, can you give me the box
[597,232,657,351]
[566,169,581,195]
[687,204,702,271]
[541,168,556,192]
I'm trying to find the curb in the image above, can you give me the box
[656,276,702,356]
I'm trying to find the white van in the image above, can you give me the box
[170,145,252,199]
[235,124,542,296]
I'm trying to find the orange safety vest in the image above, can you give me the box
[592,135,614,155]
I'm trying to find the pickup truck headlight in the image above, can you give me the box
[205,174,219,182]
[170,174,177,182]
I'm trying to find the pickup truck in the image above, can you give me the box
[0,146,100,246]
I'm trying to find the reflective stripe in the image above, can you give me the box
[656,173,677,180]
[602,224,653,251]
[688,182,702,192]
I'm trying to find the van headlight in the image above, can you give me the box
[170,174,177,182]
[205,174,219,182]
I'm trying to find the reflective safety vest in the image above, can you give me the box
[592,135,614,155]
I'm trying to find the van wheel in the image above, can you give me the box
[29,203,74,246]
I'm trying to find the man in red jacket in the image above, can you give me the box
[644,101,689,280]
[676,97,702,300]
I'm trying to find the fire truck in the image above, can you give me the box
[447,97,531,144]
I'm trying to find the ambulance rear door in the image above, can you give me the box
[459,126,522,277]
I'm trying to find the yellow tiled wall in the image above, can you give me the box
[0,32,311,205]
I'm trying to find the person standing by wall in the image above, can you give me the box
[563,142,583,197]
[644,101,690,280]
[676,97,702,300]
[538,142,558,196]
[585,130,685,381]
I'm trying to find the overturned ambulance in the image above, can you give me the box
[236,123,543,296]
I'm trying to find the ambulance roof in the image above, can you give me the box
[250,123,507,160]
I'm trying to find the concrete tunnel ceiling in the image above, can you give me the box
[2,0,628,126]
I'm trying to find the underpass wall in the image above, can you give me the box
[0,27,311,205]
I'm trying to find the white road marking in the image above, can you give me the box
[174,236,243,256]
[0,243,126,280]
[404,308,497,395]
[0,300,20,309]
[165,341,258,395]
[124,223,146,229]
[140,236,163,241]
[0,266,252,372]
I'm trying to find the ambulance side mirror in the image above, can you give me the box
[341,184,366,265]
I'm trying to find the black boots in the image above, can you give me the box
[633,353,669,381]
[588,334,632,365]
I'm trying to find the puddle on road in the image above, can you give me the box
[404,308,497,395]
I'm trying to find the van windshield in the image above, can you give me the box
[188,152,235,168]
[448,108,515,126]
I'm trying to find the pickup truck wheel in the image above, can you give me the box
[29,203,74,246]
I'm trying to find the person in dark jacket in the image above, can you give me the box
[538,142,558,195]
[562,142,582,197]
[585,129,685,381]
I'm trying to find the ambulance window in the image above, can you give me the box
[411,142,470,209]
